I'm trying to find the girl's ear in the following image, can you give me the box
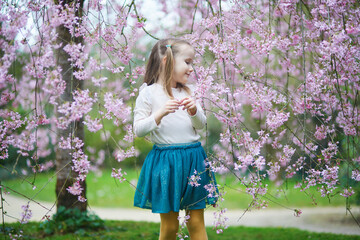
[162,56,167,65]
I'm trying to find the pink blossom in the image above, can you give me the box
[351,170,360,181]
[67,181,83,195]
[279,145,296,166]
[177,214,190,239]
[266,111,290,132]
[104,92,131,126]
[58,135,90,183]
[36,161,54,172]
[212,208,228,234]
[314,125,328,140]
[57,89,96,129]
[291,34,301,45]
[91,76,107,86]
[188,170,201,187]
[78,196,87,202]
[43,69,66,105]
[340,187,354,198]
[111,168,127,183]
[20,204,32,224]
[321,142,338,163]
[135,21,145,28]
[123,124,134,143]
[346,26,360,35]
[204,183,218,198]
[294,209,302,217]
[63,43,88,69]
[267,162,281,181]
[9,230,23,240]
[83,116,102,132]
[246,29,252,35]
[114,146,137,162]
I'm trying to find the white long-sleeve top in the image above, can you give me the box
[133,83,206,144]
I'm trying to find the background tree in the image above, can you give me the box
[54,0,86,212]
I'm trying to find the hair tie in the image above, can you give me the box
[166,44,172,48]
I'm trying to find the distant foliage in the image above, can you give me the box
[39,206,105,235]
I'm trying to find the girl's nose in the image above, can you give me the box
[189,65,194,72]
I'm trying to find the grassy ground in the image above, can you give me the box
[2,168,350,209]
[2,220,360,240]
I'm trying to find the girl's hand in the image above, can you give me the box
[154,99,181,125]
[180,97,197,116]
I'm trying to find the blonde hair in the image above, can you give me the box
[143,38,192,98]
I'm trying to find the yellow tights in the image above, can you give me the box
[159,209,208,240]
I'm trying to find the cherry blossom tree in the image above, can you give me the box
[1,0,360,234]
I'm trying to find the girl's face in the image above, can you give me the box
[171,44,195,87]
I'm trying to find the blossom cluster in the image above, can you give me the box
[57,90,97,129]
[212,208,229,234]
[58,135,89,201]
[188,170,201,187]
[111,168,127,183]
[177,214,190,240]
[20,204,32,224]
[186,0,360,213]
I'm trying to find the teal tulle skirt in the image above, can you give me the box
[134,142,218,213]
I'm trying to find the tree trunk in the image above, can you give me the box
[54,0,87,212]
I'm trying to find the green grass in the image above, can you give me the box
[2,169,351,209]
[2,220,360,240]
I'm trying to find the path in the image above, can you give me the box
[1,194,359,236]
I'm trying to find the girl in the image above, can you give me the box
[133,38,217,240]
